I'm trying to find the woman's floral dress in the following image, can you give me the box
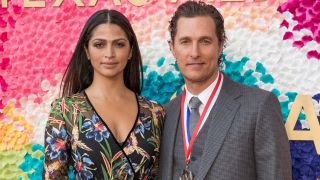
[43,92,165,179]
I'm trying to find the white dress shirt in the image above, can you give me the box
[183,73,224,131]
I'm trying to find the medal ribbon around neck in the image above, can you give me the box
[180,72,222,164]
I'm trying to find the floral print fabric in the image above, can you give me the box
[43,93,165,179]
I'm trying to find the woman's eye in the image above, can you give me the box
[115,42,125,48]
[94,43,104,48]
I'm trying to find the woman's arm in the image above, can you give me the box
[43,98,71,180]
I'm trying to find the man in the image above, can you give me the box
[159,1,292,180]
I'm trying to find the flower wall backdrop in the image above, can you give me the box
[0,0,320,179]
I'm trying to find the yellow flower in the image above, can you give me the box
[0,102,33,151]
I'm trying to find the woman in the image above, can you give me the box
[43,9,165,179]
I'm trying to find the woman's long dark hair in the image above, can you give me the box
[61,9,143,97]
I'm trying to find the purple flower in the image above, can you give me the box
[82,114,110,142]
[134,118,151,135]
[72,150,95,179]
[46,126,69,163]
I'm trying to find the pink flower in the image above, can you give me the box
[283,32,293,40]
[0,7,8,15]
[280,20,289,28]
[0,32,7,42]
[278,0,320,59]
[0,58,10,70]
[12,5,22,14]
[0,75,8,92]
[293,41,305,48]
[8,16,16,28]
[0,100,3,109]
[0,17,6,28]
[307,50,320,60]
[302,35,313,43]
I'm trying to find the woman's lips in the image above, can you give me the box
[101,62,118,68]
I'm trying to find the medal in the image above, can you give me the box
[179,164,193,180]
[180,168,193,180]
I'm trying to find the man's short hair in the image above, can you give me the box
[169,1,226,45]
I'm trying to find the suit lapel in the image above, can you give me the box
[197,75,241,180]
[161,96,181,180]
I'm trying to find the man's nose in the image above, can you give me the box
[190,43,200,59]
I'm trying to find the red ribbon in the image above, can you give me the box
[180,72,222,164]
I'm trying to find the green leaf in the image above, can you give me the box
[100,143,111,162]
[78,114,83,131]
[101,164,110,179]
[104,139,112,160]
[62,113,73,127]
[112,160,125,170]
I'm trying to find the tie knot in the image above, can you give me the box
[189,97,202,110]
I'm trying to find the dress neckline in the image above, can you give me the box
[82,91,140,148]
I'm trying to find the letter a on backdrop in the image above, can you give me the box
[285,95,320,155]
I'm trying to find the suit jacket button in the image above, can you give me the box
[190,156,196,161]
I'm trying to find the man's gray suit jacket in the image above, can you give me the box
[159,74,292,180]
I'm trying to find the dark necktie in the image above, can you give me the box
[189,97,202,135]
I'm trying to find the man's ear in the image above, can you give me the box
[218,43,224,55]
[168,40,175,56]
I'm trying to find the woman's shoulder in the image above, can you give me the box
[137,95,164,112]
[50,93,87,108]
[137,95,166,133]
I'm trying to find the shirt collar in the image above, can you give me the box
[185,73,220,106]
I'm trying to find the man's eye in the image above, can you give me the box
[180,40,190,45]
[200,39,211,45]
